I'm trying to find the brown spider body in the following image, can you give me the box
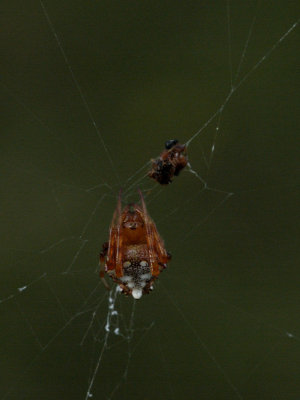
[100,190,170,299]
[148,139,188,184]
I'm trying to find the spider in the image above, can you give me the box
[100,190,171,299]
[148,139,188,185]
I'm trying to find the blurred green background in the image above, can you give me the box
[1,0,299,399]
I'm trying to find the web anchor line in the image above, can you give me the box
[185,18,299,152]
[39,0,120,185]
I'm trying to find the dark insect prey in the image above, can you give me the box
[148,139,188,185]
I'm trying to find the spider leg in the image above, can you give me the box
[138,189,162,276]
[149,221,171,265]
[100,190,124,287]
[99,242,110,290]
[115,190,124,278]
[105,209,118,272]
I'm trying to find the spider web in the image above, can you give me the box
[1,0,299,399]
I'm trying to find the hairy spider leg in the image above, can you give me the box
[138,189,161,276]
[115,190,124,278]
[149,221,170,265]
[103,191,121,273]
[99,211,118,289]
[99,242,110,290]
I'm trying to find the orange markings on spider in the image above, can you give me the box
[100,190,171,299]
[148,139,188,185]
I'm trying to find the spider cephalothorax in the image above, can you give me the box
[100,190,171,299]
[148,139,188,184]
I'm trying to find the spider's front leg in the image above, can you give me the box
[99,242,110,290]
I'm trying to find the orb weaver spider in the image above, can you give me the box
[148,139,188,185]
[100,190,171,299]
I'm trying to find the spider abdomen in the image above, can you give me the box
[119,245,152,298]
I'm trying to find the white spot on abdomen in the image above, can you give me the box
[140,260,148,267]
[140,273,151,280]
[132,288,143,299]
[123,261,131,268]
[120,275,132,283]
